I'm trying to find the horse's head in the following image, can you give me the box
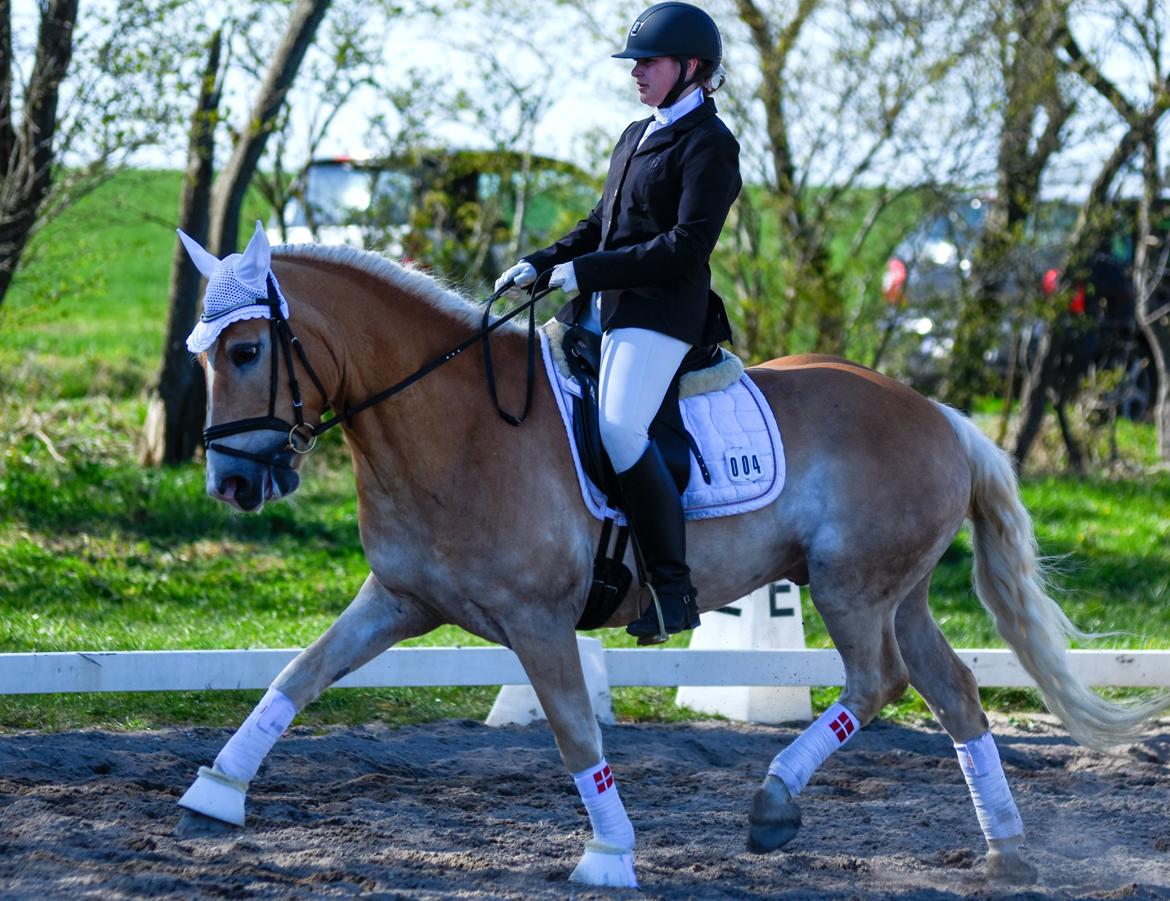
[182,223,326,512]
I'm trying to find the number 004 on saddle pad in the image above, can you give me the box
[540,330,786,523]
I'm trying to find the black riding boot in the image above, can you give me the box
[618,443,700,644]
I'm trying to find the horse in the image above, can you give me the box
[174,226,1167,890]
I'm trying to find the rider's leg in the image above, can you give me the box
[597,327,697,642]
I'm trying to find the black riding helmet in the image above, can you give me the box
[613,2,722,108]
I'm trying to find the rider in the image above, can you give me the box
[496,2,742,642]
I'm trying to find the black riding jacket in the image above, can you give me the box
[524,97,741,346]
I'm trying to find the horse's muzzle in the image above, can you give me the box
[207,443,300,511]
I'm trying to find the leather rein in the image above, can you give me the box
[203,271,557,470]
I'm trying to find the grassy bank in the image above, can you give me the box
[1,170,1167,732]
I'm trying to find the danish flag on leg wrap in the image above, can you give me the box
[572,758,633,850]
[592,764,614,794]
[767,702,862,797]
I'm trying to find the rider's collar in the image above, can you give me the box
[654,84,704,126]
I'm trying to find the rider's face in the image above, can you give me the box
[631,56,696,107]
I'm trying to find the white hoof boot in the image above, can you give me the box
[568,839,638,888]
[178,766,248,826]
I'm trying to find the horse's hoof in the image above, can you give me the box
[746,775,801,853]
[568,839,638,888]
[985,838,1039,884]
[175,808,239,838]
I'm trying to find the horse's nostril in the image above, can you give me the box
[234,476,262,511]
[217,476,241,501]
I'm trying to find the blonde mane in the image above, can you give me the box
[272,243,521,333]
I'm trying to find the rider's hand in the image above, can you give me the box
[495,260,537,293]
[549,262,578,295]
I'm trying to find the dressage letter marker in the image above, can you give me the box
[485,637,614,727]
[676,581,813,724]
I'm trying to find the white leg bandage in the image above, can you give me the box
[572,758,635,851]
[213,687,297,784]
[954,731,1024,843]
[767,702,861,797]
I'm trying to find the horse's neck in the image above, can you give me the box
[313,266,532,522]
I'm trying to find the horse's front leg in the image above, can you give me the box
[177,573,437,830]
[507,623,638,889]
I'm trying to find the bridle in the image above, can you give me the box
[202,271,556,470]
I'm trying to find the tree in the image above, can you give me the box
[1013,0,1170,466]
[253,4,385,244]
[0,0,194,312]
[138,30,223,467]
[724,0,979,361]
[941,0,1074,411]
[0,0,77,307]
[140,0,334,466]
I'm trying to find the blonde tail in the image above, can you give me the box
[934,402,1169,751]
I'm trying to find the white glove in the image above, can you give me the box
[549,261,578,295]
[495,260,537,292]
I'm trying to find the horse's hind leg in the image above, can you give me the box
[177,573,437,830]
[894,577,1037,884]
[748,579,910,853]
[506,623,637,889]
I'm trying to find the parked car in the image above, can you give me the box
[268,150,596,283]
[879,195,1162,419]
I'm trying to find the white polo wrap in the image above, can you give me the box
[954,730,1025,843]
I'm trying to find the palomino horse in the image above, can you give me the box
[175,227,1167,889]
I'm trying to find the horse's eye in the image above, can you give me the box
[230,343,260,367]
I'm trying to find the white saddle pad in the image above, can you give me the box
[540,331,786,523]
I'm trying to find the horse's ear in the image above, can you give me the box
[177,229,220,278]
[235,221,272,293]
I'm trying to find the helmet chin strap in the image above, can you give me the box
[659,57,697,109]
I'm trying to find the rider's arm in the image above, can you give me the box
[521,199,603,274]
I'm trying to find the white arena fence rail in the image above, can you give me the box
[1,648,1169,695]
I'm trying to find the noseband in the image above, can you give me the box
[203,272,554,470]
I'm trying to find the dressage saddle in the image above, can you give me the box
[562,324,717,630]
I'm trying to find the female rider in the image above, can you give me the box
[497,2,741,643]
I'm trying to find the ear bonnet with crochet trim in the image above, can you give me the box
[182,221,290,354]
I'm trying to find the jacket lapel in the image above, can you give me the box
[633,97,718,157]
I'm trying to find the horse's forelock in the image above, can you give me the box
[271,244,517,333]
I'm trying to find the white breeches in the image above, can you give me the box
[598,327,691,474]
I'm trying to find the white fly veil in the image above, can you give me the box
[182,221,290,354]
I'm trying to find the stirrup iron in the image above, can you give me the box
[637,584,670,646]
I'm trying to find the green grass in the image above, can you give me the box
[1,169,1167,733]
[0,169,268,400]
